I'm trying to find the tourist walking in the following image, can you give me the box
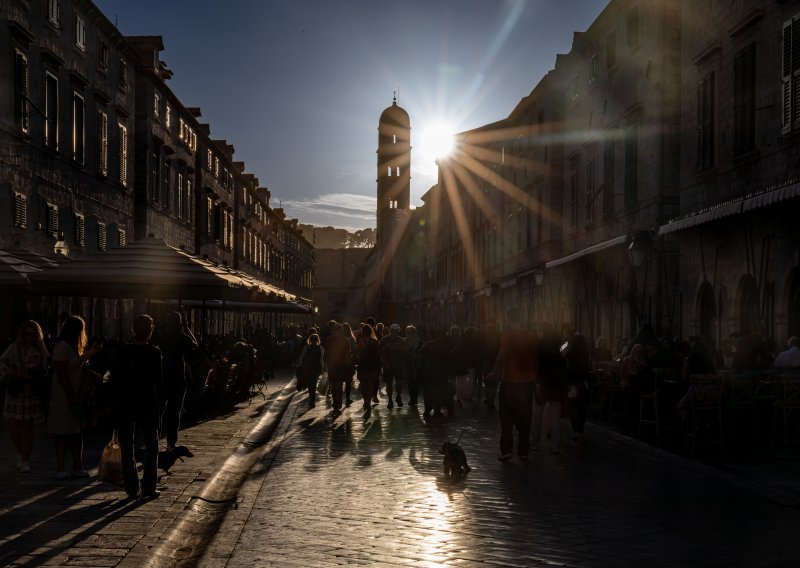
[489,312,538,460]
[380,324,407,408]
[157,312,197,451]
[323,322,353,413]
[563,333,592,442]
[0,321,49,473]
[419,329,452,418]
[111,315,162,500]
[356,324,381,414]
[298,333,324,408]
[480,322,501,408]
[342,323,358,405]
[49,316,99,478]
[403,325,424,406]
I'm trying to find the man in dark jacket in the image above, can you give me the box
[157,312,196,451]
[112,314,163,500]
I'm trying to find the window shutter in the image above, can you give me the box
[783,21,792,132]
[118,124,128,186]
[118,228,126,247]
[97,223,107,251]
[14,194,27,228]
[74,214,85,246]
[14,51,29,132]
[47,205,59,239]
[97,111,108,175]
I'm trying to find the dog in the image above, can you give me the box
[440,441,471,479]
[133,445,194,474]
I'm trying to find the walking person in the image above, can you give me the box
[111,315,162,500]
[419,329,451,418]
[451,326,472,406]
[403,325,424,406]
[380,323,407,408]
[298,333,324,408]
[563,333,592,442]
[0,321,49,473]
[323,322,353,414]
[356,324,381,414]
[157,312,197,452]
[342,323,358,406]
[489,312,538,460]
[536,323,566,453]
[49,316,100,479]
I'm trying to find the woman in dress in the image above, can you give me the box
[48,316,99,479]
[0,321,49,472]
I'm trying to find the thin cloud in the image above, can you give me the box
[281,193,376,230]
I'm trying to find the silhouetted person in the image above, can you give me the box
[158,312,196,451]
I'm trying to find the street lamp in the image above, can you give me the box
[53,232,70,257]
[627,231,653,268]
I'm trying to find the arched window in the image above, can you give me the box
[387,166,392,177]
[396,166,400,176]
[393,134,396,143]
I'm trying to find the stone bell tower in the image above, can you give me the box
[376,94,411,249]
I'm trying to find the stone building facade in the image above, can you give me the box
[391,0,800,352]
[0,0,313,336]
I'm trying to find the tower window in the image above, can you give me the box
[396,166,400,176]
[387,166,392,177]
[393,134,396,143]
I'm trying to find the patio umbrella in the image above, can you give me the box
[0,248,60,287]
[27,238,259,301]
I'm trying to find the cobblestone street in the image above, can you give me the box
[203,386,800,567]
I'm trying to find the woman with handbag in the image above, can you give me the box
[0,321,49,472]
[48,316,99,479]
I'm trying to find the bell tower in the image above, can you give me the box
[376,94,410,248]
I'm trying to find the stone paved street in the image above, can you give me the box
[206,385,800,567]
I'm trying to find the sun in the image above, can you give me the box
[418,122,456,167]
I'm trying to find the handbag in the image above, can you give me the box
[98,430,124,486]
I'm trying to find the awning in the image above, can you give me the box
[27,238,278,301]
[742,182,800,213]
[659,182,800,235]
[151,299,312,314]
[545,235,628,269]
[0,249,61,287]
[658,201,742,235]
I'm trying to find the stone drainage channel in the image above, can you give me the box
[146,382,296,568]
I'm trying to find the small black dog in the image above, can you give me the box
[134,445,194,474]
[440,441,471,479]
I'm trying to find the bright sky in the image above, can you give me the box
[95,0,609,230]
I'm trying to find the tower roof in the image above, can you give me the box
[379,96,409,128]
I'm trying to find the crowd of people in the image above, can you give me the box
[3,309,797,490]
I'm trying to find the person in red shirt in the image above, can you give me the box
[488,311,538,461]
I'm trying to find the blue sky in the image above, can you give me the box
[95,0,609,230]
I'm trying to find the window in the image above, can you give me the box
[13,50,29,133]
[70,92,85,166]
[734,43,756,155]
[214,157,219,177]
[75,15,86,50]
[206,197,213,234]
[46,204,59,239]
[627,5,640,48]
[97,110,108,175]
[48,0,60,25]
[536,191,543,243]
[222,167,229,188]
[45,72,58,150]
[118,228,126,247]
[118,123,128,187]
[97,222,107,251]
[697,72,715,170]
[150,152,159,202]
[624,124,639,209]
[396,166,400,176]
[607,31,616,68]
[207,149,213,170]
[569,157,579,228]
[74,213,85,246]
[393,134,396,143]
[387,166,392,177]
[153,92,160,120]
[178,117,185,140]
[165,105,172,129]
[603,141,615,218]
[13,194,27,229]
[161,159,170,207]
[782,18,800,133]
[186,178,193,225]
[98,40,109,69]
[118,59,127,90]
[589,53,597,84]
[177,173,185,219]
[585,158,596,225]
